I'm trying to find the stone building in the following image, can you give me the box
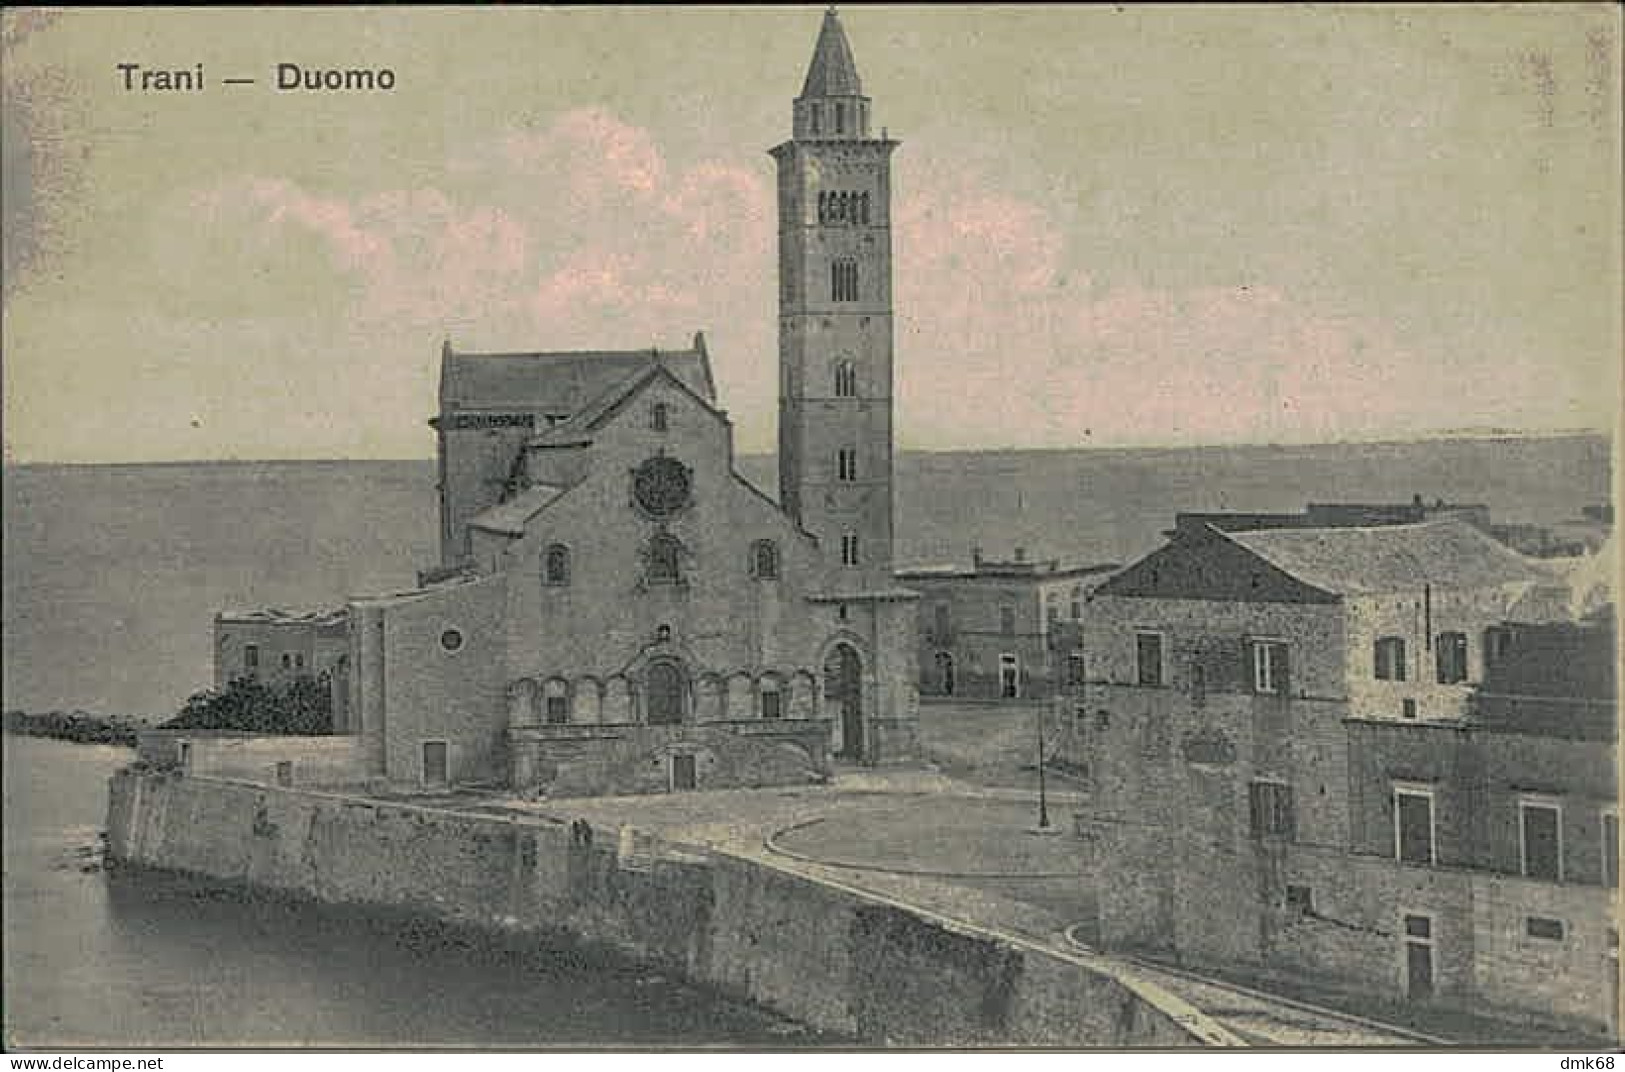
[340,8,920,795]
[897,548,1116,702]
[1068,515,1616,1033]
[213,607,351,728]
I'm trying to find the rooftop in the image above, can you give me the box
[439,333,714,414]
[1228,519,1557,597]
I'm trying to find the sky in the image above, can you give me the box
[2,5,1619,462]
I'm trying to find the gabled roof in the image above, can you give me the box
[1094,523,1339,604]
[467,482,568,536]
[800,8,863,98]
[527,355,730,450]
[1227,519,1558,597]
[439,333,715,414]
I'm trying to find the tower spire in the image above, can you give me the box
[792,6,870,140]
[801,7,863,98]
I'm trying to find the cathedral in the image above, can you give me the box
[341,9,921,794]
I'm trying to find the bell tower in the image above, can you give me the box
[771,7,899,588]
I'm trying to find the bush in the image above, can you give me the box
[162,674,333,734]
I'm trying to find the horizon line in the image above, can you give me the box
[2,427,1612,468]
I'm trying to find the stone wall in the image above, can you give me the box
[1345,718,1617,880]
[1078,816,1618,1034]
[106,767,1228,1048]
[511,719,832,796]
[135,730,369,788]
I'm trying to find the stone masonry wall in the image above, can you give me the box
[106,767,1224,1048]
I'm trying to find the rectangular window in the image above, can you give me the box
[1402,912,1434,999]
[1375,636,1407,681]
[545,695,569,725]
[810,103,821,135]
[1604,811,1618,887]
[281,653,292,670]
[422,741,449,786]
[841,533,859,567]
[1435,631,1468,684]
[1402,698,1418,720]
[999,654,1020,699]
[294,653,305,671]
[999,605,1016,635]
[1395,786,1436,865]
[244,644,259,671]
[932,602,950,644]
[1135,632,1164,687]
[760,689,782,720]
[1525,916,1565,941]
[1285,884,1314,914]
[275,761,293,788]
[1520,799,1562,882]
[1248,780,1296,840]
[837,448,857,482]
[1066,653,1086,688]
[1484,625,1513,667]
[1252,641,1287,694]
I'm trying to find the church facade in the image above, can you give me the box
[343,9,920,795]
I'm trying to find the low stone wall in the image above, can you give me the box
[106,767,1229,1047]
[135,730,370,788]
[510,719,833,796]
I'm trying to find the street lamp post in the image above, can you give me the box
[1036,699,1050,829]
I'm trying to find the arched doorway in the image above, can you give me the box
[646,660,684,725]
[824,643,863,761]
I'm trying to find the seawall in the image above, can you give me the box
[106,766,1233,1047]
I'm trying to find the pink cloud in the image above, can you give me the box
[192,107,1547,451]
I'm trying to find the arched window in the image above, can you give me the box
[651,402,668,432]
[831,258,858,302]
[647,533,682,585]
[836,447,858,483]
[751,539,779,580]
[543,679,570,724]
[646,661,684,725]
[834,359,857,397]
[543,543,570,585]
[835,102,846,134]
[810,103,821,136]
[759,678,783,720]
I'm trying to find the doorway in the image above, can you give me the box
[825,643,863,761]
[422,740,449,787]
[671,753,697,791]
[646,661,684,725]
